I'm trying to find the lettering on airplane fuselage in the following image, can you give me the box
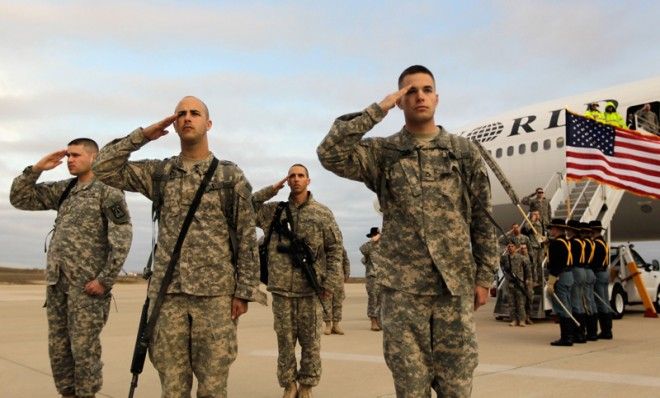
[464,109,566,143]
[509,109,565,136]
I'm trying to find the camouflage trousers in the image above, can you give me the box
[149,294,237,398]
[272,293,323,387]
[366,276,381,319]
[321,283,345,322]
[46,277,110,397]
[508,283,527,322]
[381,287,478,398]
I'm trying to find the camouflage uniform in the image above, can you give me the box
[522,220,545,286]
[521,194,552,228]
[498,232,530,250]
[93,128,265,398]
[10,167,132,397]
[322,248,350,323]
[501,253,527,323]
[360,240,381,319]
[317,103,498,397]
[252,186,342,388]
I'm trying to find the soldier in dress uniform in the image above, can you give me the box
[580,222,599,341]
[567,219,588,343]
[590,221,614,339]
[546,218,575,346]
[361,227,382,331]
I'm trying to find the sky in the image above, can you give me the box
[1,0,659,275]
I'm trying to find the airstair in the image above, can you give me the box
[550,175,625,227]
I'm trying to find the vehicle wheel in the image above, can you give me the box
[610,284,625,319]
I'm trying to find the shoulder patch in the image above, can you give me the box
[104,201,130,224]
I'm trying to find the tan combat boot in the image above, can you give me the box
[298,384,313,398]
[323,321,332,335]
[525,316,534,325]
[331,321,344,335]
[282,382,297,398]
[370,317,381,331]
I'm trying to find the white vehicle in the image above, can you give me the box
[608,244,660,318]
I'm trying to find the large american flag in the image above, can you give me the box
[566,110,660,200]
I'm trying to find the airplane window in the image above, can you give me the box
[556,137,565,148]
[519,144,526,154]
[496,148,502,158]
[507,146,513,156]
[543,139,551,150]
[531,142,538,152]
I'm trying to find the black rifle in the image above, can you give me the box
[500,256,532,302]
[275,204,329,316]
[128,157,219,398]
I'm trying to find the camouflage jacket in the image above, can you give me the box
[317,103,498,296]
[499,233,530,250]
[359,240,379,278]
[92,128,265,304]
[252,186,342,297]
[341,248,350,279]
[500,252,529,284]
[10,167,132,289]
[521,195,551,226]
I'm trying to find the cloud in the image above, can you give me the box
[1,1,659,272]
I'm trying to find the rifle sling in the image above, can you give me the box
[263,202,287,250]
[144,157,219,340]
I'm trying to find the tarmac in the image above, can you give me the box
[1,282,659,398]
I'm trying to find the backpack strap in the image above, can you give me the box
[151,159,174,222]
[57,178,77,210]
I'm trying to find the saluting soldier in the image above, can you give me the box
[93,96,265,398]
[590,221,614,339]
[360,227,382,331]
[546,218,575,346]
[521,188,552,228]
[10,139,132,398]
[252,164,342,398]
[318,65,498,397]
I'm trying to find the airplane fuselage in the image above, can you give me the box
[454,77,660,241]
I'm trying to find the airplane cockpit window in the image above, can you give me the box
[556,137,565,148]
[507,146,513,156]
[518,144,526,154]
[626,101,659,135]
[496,148,503,158]
[531,142,539,152]
[543,139,551,150]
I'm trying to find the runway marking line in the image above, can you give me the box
[250,350,660,388]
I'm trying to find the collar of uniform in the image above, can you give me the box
[400,125,451,150]
[173,151,215,174]
[288,191,314,208]
[72,177,97,193]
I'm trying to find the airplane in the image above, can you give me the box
[453,76,660,242]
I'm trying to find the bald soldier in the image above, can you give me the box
[10,139,132,398]
[93,96,265,397]
[318,65,498,397]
